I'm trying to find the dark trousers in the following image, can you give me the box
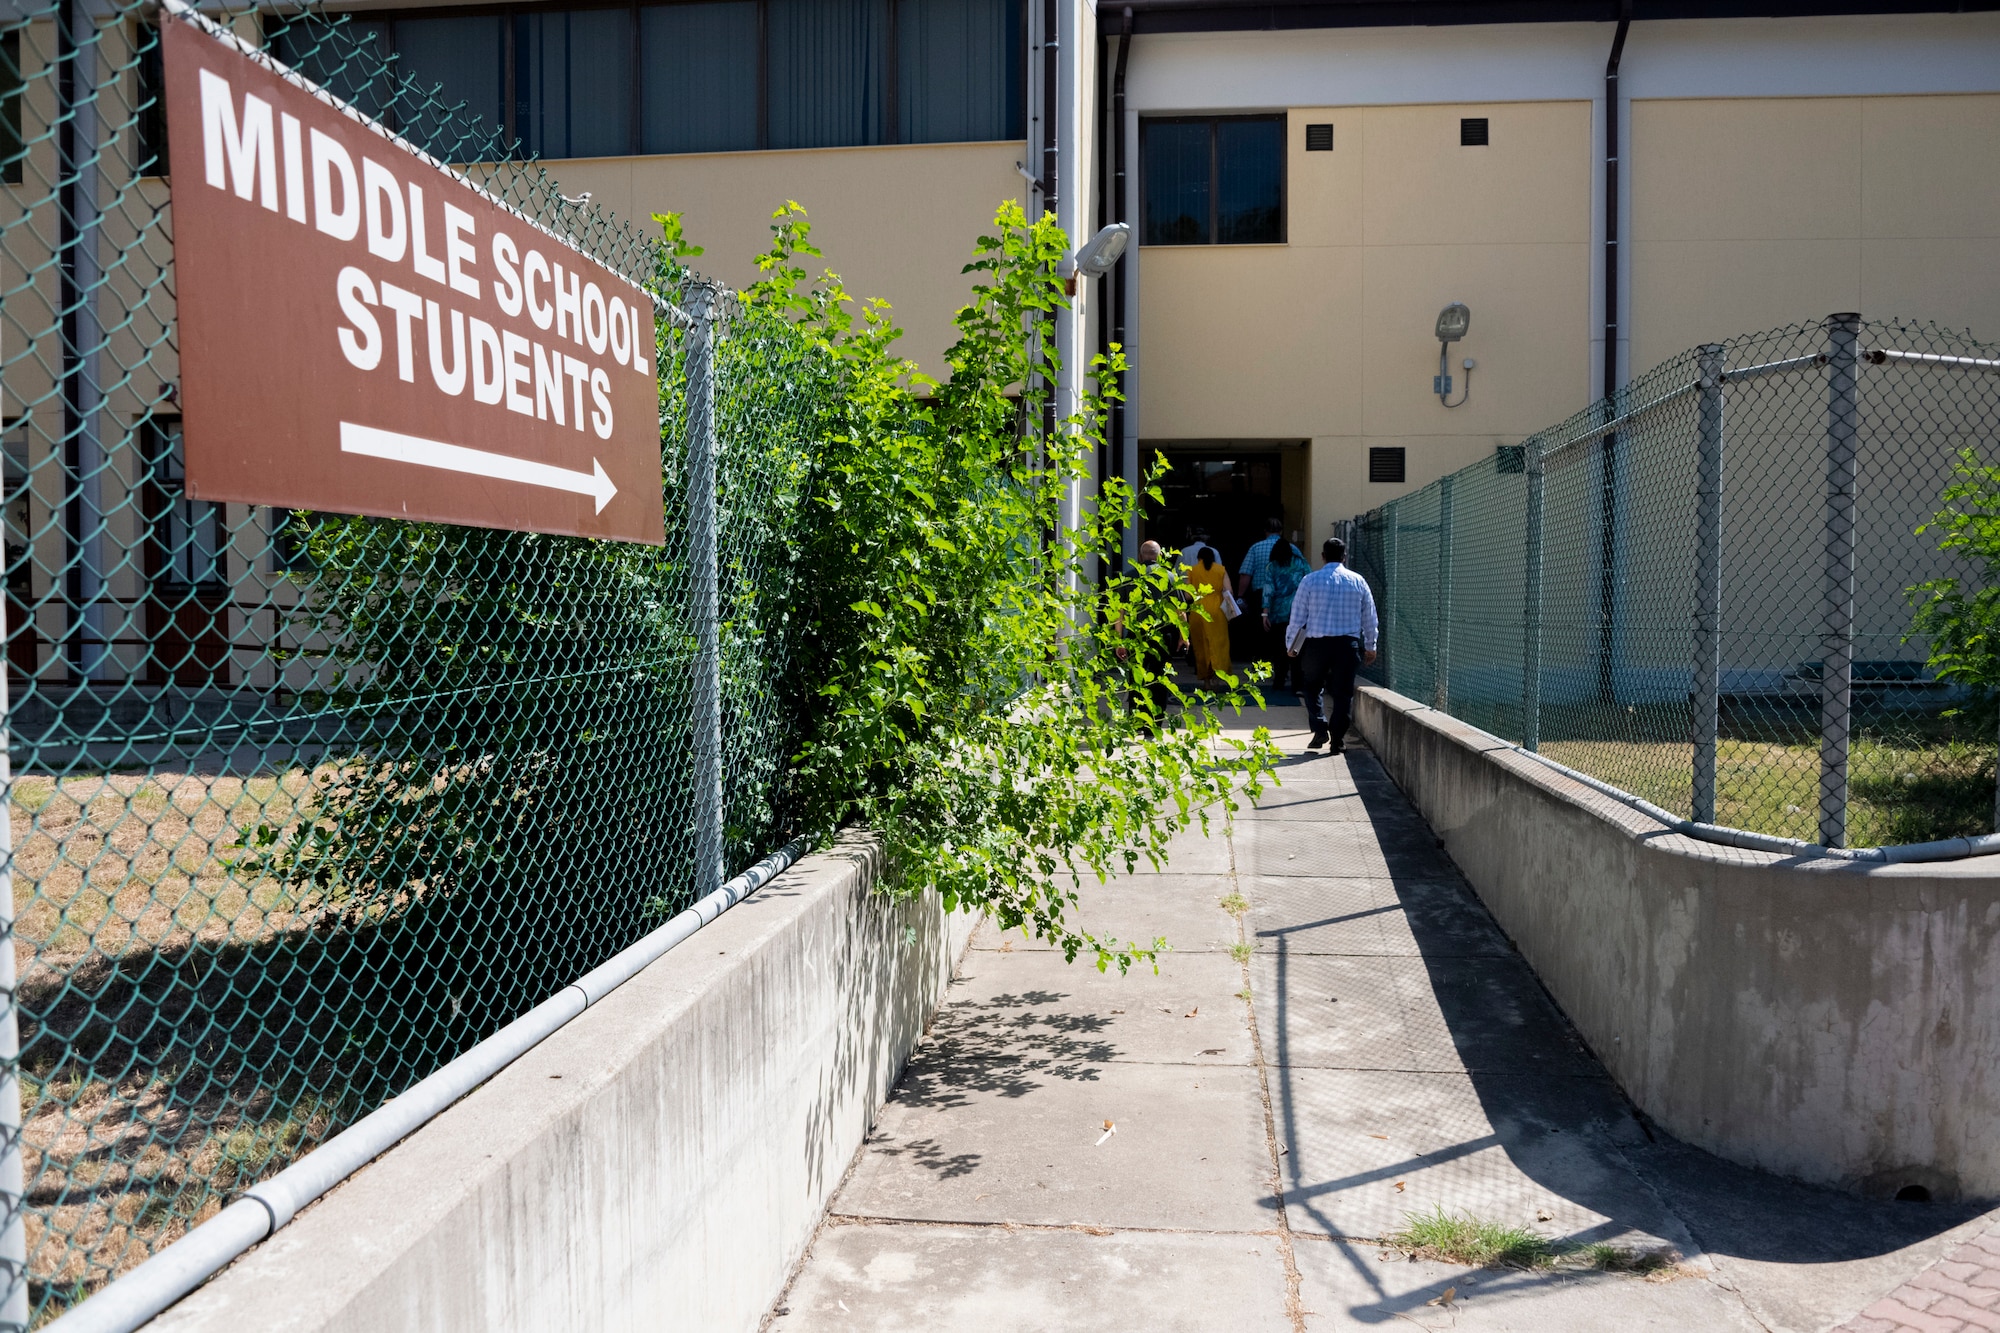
[1265,618,1293,692]
[1298,636,1360,743]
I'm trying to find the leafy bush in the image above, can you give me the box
[1909,449,2000,732]
[748,201,1278,969]
[248,200,1279,982]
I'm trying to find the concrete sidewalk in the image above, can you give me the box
[767,710,1996,1332]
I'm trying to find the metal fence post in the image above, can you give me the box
[685,286,724,895]
[0,591,22,1333]
[1436,476,1454,712]
[1383,506,1399,693]
[1820,313,1861,848]
[1692,344,1726,824]
[1523,441,1544,751]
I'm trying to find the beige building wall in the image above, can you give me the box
[1629,93,2000,370]
[539,141,1029,381]
[1136,100,1593,546]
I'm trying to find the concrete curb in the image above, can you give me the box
[147,834,979,1332]
[1355,685,2000,1202]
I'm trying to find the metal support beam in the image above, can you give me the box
[1436,476,1453,712]
[685,286,723,894]
[1819,313,1861,848]
[59,0,108,684]
[1383,508,1399,694]
[1692,344,1725,824]
[1523,442,1544,752]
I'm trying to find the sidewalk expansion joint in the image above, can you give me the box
[823,1213,1290,1239]
[1234,823,1313,1333]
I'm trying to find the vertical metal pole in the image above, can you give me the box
[1523,441,1544,751]
[1597,406,1619,707]
[1820,314,1861,848]
[685,286,723,895]
[1692,344,1725,824]
[59,0,108,684]
[0,589,23,1333]
[1436,476,1454,712]
[1383,507,1399,693]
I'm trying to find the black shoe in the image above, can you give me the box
[1307,728,1329,751]
[1329,744,1345,757]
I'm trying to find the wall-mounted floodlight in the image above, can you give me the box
[1434,302,1473,407]
[1061,224,1131,292]
[1073,223,1131,278]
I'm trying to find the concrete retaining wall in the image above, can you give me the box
[149,835,977,1332]
[1354,685,2000,1201]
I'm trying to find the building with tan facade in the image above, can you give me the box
[449,0,2000,573]
[4,0,1999,694]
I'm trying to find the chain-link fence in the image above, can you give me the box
[1349,316,2000,852]
[0,4,826,1323]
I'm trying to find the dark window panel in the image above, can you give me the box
[1217,117,1282,243]
[516,10,630,159]
[0,29,16,186]
[1460,117,1489,146]
[898,0,1023,145]
[270,15,398,131]
[135,25,165,177]
[1143,120,1211,246]
[397,15,506,158]
[767,0,890,150]
[641,2,759,154]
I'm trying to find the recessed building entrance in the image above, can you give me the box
[1141,440,1309,662]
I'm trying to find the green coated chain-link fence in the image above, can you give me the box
[1350,316,2000,852]
[0,4,824,1323]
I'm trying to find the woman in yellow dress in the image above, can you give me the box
[1183,546,1232,690]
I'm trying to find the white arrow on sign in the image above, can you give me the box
[339,422,619,514]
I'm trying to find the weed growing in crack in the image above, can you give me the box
[1387,1207,1682,1276]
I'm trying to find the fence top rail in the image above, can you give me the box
[1867,347,2000,375]
[1360,319,2000,524]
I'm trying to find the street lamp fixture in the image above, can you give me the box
[1434,302,1475,407]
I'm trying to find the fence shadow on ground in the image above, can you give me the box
[1264,751,1988,1326]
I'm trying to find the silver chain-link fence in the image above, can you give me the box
[1350,315,2000,851]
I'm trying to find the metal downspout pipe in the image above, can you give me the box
[1109,8,1132,567]
[1595,3,1631,713]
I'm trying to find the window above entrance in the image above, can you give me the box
[1141,114,1284,246]
[268,0,1026,159]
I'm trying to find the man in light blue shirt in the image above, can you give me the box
[1236,516,1283,604]
[1285,537,1379,754]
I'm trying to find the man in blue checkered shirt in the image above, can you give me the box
[1285,537,1379,754]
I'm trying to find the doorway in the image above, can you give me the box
[141,416,232,688]
[1142,441,1307,662]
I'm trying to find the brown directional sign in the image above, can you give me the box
[163,17,665,544]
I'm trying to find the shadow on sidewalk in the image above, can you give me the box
[1257,743,1987,1325]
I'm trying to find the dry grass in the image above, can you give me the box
[5,766,351,1316]
[10,769,325,971]
[19,1066,340,1313]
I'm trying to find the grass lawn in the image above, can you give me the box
[8,768,335,1314]
[1541,730,1993,846]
